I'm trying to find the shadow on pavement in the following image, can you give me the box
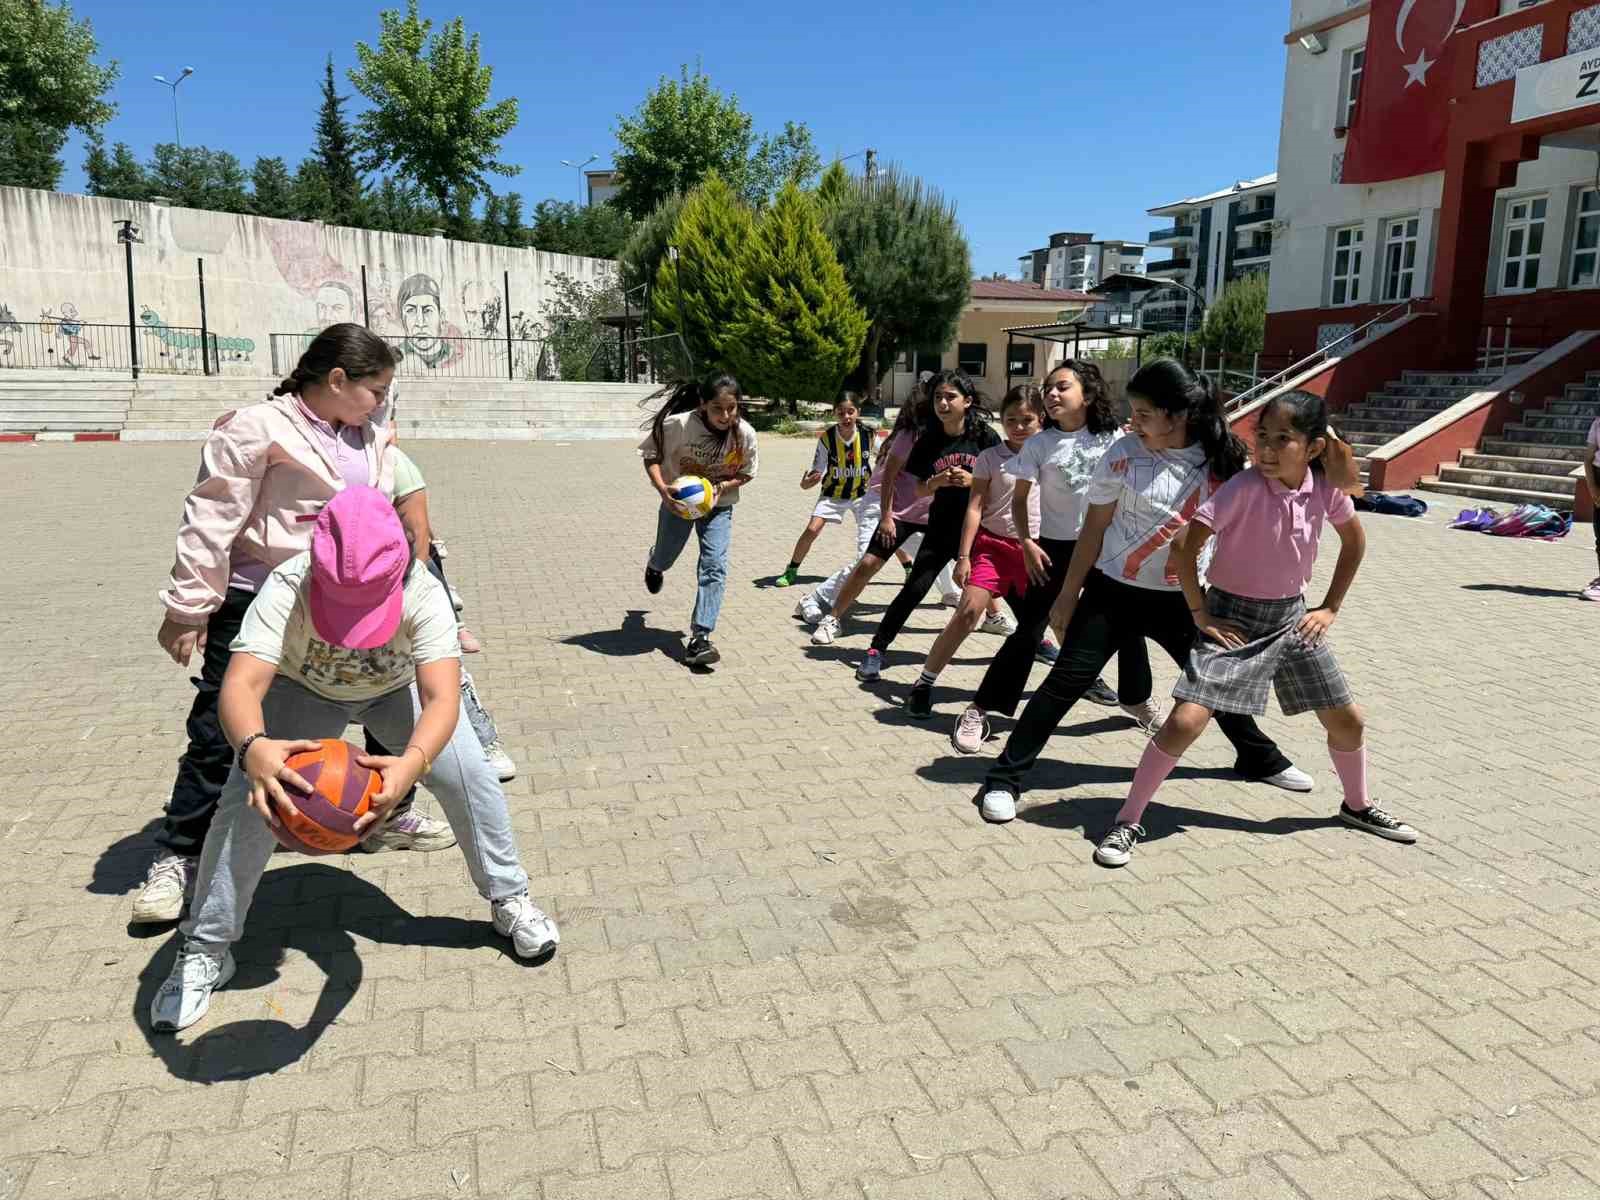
[92,817,164,897]
[135,863,548,1084]
[1017,793,1341,846]
[1461,583,1582,600]
[561,609,684,660]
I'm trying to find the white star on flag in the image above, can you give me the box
[1403,49,1436,87]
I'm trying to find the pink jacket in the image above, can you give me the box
[160,396,395,624]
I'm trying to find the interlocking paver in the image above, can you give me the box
[4,438,1600,1199]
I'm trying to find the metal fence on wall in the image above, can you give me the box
[269,332,548,381]
[0,321,219,375]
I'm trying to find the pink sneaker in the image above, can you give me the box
[1581,577,1600,602]
[951,705,991,755]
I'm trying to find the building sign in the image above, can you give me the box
[1511,48,1600,124]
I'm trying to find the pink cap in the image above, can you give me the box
[308,486,408,650]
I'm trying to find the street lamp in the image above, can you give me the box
[115,218,143,379]
[153,66,195,148]
[559,154,600,205]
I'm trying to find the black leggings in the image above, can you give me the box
[984,570,1290,795]
[870,523,960,654]
[974,536,1153,716]
[1593,509,1599,575]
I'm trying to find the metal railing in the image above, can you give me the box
[1233,242,1272,262]
[1147,258,1192,274]
[1223,301,1415,413]
[1477,320,1551,371]
[1234,203,1276,227]
[269,332,549,381]
[0,320,220,375]
[1147,224,1194,242]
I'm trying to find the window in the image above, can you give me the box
[1500,196,1547,292]
[1007,345,1034,379]
[1329,224,1365,305]
[1381,216,1420,300]
[957,342,988,377]
[913,348,942,377]
[1569,188,1598,287]
[1339,46,1365,128]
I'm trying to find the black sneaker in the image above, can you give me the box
[1339,803,1418,844]
[905,682,933,720]
[684,635,720,666]
[1035,637,1060,665]
[1084,678,1118,707]
[644,565,664,594]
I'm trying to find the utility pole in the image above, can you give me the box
[864,148,878,182]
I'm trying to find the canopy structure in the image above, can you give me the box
[1001,319,1157,392]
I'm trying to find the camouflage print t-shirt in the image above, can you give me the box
[231,551,459,703]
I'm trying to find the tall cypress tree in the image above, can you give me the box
[314,55,362,225]
[652,175,754,374]
[731,182,866,405]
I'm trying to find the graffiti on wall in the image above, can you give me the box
[394,273,465,369]
[140,307,256,368]
[40,303,101,367]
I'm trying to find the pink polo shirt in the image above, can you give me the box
[1193,466,1355,600]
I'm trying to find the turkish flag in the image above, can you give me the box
[1343,0,1497,183]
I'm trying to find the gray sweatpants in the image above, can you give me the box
[181,675,529,951]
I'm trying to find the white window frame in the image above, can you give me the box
[1569,187,1599,288]
[1381,215,1420,301]
[1499,195,1548,294]
[1338,45,1365,129]
[1329,224,1365,306]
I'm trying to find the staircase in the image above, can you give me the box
[1417,369,1600,509]
[1337,369,1503,487]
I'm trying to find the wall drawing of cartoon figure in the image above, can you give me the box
[395,273,464,370]
[40,303,99,367]
[0,303,19,366]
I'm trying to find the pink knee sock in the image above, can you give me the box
[1329,744,1369,811]
[1117,743,1181,827]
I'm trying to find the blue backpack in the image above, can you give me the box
[1354,492,1428,517]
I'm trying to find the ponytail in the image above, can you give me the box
[643,371,745,460]
[1126,358,1246,481]
[271,323,398,401]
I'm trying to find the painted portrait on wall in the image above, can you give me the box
[395,273,463,369]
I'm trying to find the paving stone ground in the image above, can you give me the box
[2,436,1599,1200]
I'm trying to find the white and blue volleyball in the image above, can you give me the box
[669,475,715,519]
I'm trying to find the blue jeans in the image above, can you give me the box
[650,503,732,635]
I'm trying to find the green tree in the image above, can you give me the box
[349,0,519,217]
[823,165,971,400]
[613,65,818,217]
[528,198,633,259]
[291,158,334,221]
[0,0,118,189]
[147,143,251,212]
[813,159,851,213]
[730,182,866,406]
[1137,330,1190,362]
[314,55,363,224]
[250,156,296,218]
[535,272,625,381]
[501,191,525,246]
[362,174,437,235]
[652,175,754,373]
[83,132,149,200]
[1200,272,1268,357]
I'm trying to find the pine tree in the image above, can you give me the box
[314,55,362,224]
[84,133,149,200]
[250,156,296,218]
[814,159,850,214]
[501,192,525,246]
[292,157,334,222]
[652,175,755,374]
[730,182,867,405]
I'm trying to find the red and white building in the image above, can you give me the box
[1267,0,1600,361]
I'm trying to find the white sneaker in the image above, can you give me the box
[359,809,457,853]
[1256,765,1315,793]
[979,788,1017,823]
[131,853,196,925]
[941,592,962,608]
[811,614,840,645]
[979,611,1018,637]
[150,945,236,1032]
[1120,699,1165,735]
[951,705,991,755]
[485,739,516,781]
[492,894,560,959]
[794,596,823,625]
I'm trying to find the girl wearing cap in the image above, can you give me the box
[151,485,559,1033]
[136,325,455,929]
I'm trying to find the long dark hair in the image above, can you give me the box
[922,368,991,440]
[1263,388,1330,475]
[891,378,928,436]
[1000,383,1045,425]
[1126,358,1246,480]
[1043,359,1118,435]
[645,372,745,459]
[273,323,398,397]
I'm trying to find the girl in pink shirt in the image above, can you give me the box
[1095,389,1419,868]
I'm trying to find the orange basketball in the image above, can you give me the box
[270,738,381,855]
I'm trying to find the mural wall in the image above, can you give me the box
[0,186,613,377]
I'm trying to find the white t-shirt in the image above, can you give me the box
[1004,425,1120,541]
[1084,434,1219,592]
[637,411,760,507]
[231,551,461,702]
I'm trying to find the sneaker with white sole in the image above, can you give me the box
[1035,638,1060,665]
[1582,576,1600,602]
[810,614,839,645]
[1338,802,1418,843]
[941,592,962,608]
[485,739,516,781]
[1254,765,1315,793]
[131,853,196,925]
[360,809,457,853]
[979,787,1017,823]
[150,944,236,1032]
[794,596,823,625]
[1094,822,1145,867]
[1083,678,1119,707]
[1120,698,1165,735]
[447,584,466,613]
[491,893,560,959]
[951,705,991,755]
[855,649,884,681]
[979,611,1018,637]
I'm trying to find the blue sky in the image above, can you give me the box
[63,0,1289,277]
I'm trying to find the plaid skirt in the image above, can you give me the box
[1174,588,1353,717]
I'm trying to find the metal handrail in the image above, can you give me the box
[1223,301,1414,414]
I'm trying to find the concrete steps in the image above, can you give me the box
[1480,437,1589,462]
[1417,477,1577,507]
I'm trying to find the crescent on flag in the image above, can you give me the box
[1397,0,1468,52]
